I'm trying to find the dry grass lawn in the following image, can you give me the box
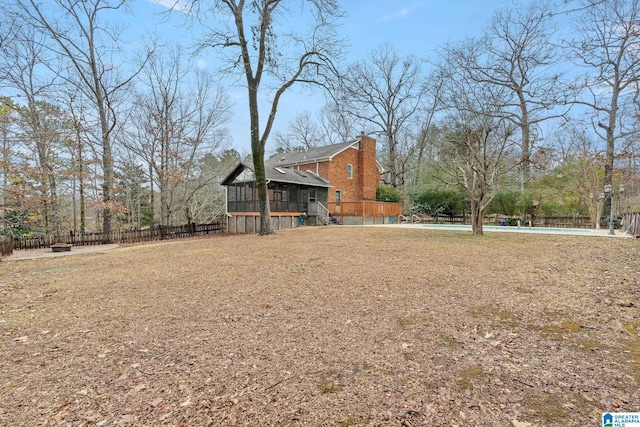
[1,226,639,426]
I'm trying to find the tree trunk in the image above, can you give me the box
[48,176,60,239]
[160,175,169,227]
[519,91,530,191]
[0,125,9,233]
[43,144,60,238]
[90,35,114,242]
[101,129,113,242]
[602,87,618,220]
[148,161,155,228]
[470,201,484,235]
[252,140,272,235]
[78,139,85,234]
[387,131,397,187]
[249,82,273,236]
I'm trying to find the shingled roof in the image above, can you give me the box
[265,139,360,168]
[221,161,331,188]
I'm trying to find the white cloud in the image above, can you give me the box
[378,1,430,22]
[380,6,412,22]
[147,0,192,14]
[196,60,207,69]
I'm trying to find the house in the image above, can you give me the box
[221,134,402,233]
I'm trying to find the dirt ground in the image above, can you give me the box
[1,227,639,426]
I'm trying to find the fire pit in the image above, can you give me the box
[51,243,73,252]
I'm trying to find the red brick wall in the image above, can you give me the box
[293,135,380,203]
[358,135,379,200]
[324,135,379,203]
[326,145,360,202]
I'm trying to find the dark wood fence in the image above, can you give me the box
[413,214,595,229]
[5,221,223,253]
[1,236,12,257]
[532,215,592,228]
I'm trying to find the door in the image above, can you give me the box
[307,189,317,214]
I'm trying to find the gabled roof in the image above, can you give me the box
[220,160,254,186]
[265,139,360,167]
[221,160,331,188]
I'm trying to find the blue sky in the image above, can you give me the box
[339,0,512,57]
[127,0,519,153]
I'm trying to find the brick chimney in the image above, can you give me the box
[357,133,378,200]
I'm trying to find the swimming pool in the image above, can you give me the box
[420,223,594,234]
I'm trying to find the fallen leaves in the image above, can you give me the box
[0,228,638,426]
[149,397,163,408]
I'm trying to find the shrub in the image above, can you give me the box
[487,189,534,216]
[410,187,466,216]
[487,189,520,216]
[376,185,403,203]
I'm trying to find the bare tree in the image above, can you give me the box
[0,23,64,235]
[318,102,361,145]
[182,150,241,224]
[18,101,68,234]
[127,50,231,227]
[544,123,605,226]
[196,0,344,235]
[114,160,147,229]
[436,60,521,235]
[0,11,19,83]
[411,69,446,186]
[569,0,640,204]
[0,97,16,235]
[335,43,426,188]
[132,50,188,228]
[270,111,324,155]
[442,0,569,190]
[12,0,151,240]
[63,90,96,234]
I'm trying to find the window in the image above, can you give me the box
[335,190,342,203]
[233,168,254,183]
[347,164,353,179]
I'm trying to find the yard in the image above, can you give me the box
[1,227,638,426]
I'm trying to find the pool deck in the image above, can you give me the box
[366,223,636,238]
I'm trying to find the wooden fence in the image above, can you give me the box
[411,214,596,228]
[413,214,466,224]
[621,213,640,236]
[532,215,592,228]
[326,201,402,225]
[0,236,12,257]
[4,221,223,253]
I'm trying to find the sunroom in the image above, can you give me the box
[221,161,332,232]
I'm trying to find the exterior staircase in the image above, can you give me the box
[316,202,330,225]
